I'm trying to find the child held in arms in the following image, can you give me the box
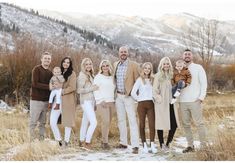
[48,67,65,110]
[171,60,191,104]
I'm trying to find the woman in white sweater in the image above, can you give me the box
[131,62,157,154]
[77,58,98,149]
[93,60,116,150]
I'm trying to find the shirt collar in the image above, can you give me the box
[119,59,128,66]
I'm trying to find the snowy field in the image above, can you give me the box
[48,137,200,161]
[1,137,201,161]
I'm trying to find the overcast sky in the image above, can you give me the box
[1,0,235,20]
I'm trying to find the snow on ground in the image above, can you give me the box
[48,137,201,161]
[1,136,204,161]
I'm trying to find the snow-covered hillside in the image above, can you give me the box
[0,3,88,50]
[1,3,235,56]
[41,10,235,55]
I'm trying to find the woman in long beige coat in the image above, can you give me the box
[153,57,180,151]
[50,56,76,147]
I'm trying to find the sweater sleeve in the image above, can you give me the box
[198,65,207,100]
[153,74,161,101]
[93,75,102,101]
[186,69,192,85]
[131,78,141,101]
[77,72,94,94]
[62,72,76,95]
[31,67,49,90]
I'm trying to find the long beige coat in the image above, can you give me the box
[113,59,139,96]
[153,73,180,130]
[61,71,77,127]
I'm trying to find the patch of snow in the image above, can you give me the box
[175,137,201,149]
[0,100,11,111]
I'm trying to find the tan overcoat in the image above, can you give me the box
[61,71,77,127]
[153,73,180,130]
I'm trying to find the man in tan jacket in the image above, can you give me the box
[114,46,139,154]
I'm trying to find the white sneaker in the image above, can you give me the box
[150,142,158,154]
[161,144,169,153]
[174,90,181,97]
[171,98,177,104]
[143,142,149,153]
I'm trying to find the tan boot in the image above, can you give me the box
[84,142,92,150]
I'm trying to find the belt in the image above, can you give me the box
[117,91,125,95]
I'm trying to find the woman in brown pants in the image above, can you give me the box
[131,62,157,153]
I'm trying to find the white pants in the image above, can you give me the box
[80,100,97,143]
[115,94,139,148]
[50,107,71,143]
[49,88,62,104]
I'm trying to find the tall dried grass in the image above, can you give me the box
[194,93,235,161]
[1,93,235,161]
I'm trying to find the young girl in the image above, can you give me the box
[77,58,98,149]
[93,60,116,150]
[131,62,157,153]
[153,57,179,152]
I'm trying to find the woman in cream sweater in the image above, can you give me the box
[77,58,98,149]
[93,60,116,150]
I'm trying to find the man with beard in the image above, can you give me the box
[179,49,207,153]
[29,52,53,141]
[114,46,140,154]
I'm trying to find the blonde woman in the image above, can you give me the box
[77,58,98,149]
[93,60,116,150]
[131,62,157,154]
[153,57,179,151]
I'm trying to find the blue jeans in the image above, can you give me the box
[172,80,185,98]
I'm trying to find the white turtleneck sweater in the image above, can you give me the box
[93,73,116,104]
[180,62,207,102]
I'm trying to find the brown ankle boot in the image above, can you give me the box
[84,143,92,150]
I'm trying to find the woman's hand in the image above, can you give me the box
[92,84,99,91]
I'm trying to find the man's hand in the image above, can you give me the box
[196,99,203,103]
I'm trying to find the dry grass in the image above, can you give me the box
[193,94,235,161]
[0,93,235,161]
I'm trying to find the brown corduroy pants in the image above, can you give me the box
[137,100,155,143]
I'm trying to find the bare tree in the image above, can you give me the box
[181,18,224,71]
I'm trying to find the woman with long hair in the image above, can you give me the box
[77,58,98,149]
[50,56,77,146]
[131,62,157,153]
[153,57,179,152]
[93,59,116,150]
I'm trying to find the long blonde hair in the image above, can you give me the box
[98,60,113,76]
[140,62,154,84]
[80,58,95,78]
[157,57,173,82]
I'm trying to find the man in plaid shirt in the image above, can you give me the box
[113,46,140,154]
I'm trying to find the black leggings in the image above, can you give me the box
[157,104,177,147]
